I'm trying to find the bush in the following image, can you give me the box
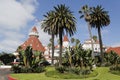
[33,67,45,73]
[12,65,45,73]
[55,66,66,73]
[110,66,120,71]
[20,67,33,73]
[81,69,91,75]
[110,66,120,75]
[69,67,80,75]
[38,61,51,67]
[12,66,21,73]
[0,61,4,65]
[104,62,111,67]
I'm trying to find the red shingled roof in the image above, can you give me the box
[55,35,69,49]
[21,36,45,52]
[106,47,120,55]
[20,27,45,52]
[63,35,69,42]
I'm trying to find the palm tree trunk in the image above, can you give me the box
[98,27,104,64]
[59,31,63,66]
[87,22,94,59]
[80,58,83,70]
[23,56,27,67]
[51,32,54,65]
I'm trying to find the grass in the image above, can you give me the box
[11,67,120,80]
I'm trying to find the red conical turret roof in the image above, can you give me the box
[29,26,39,37]
[32,26,38,32]
[63,35,69,42]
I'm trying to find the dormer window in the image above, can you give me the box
[30,44,32,46]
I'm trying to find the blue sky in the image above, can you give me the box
[0,0,120,52]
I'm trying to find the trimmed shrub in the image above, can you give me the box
[81,69,91,75]
[33,67,45,73]
[12,65,45,73]
[69,67,80,75]
[12,66,21,73]
[110,66,120,75]
[110,66,120,71]
[20,67,33,73]
[55,66,66,73]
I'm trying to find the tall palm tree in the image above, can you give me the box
[93,35,97,42]
[75,39,80,46]
[79,5,94,59]
[24,46,33,68]
[53,4,76,65]
[47,42,52,60]
[90,5,110,63]
[71,37,75,44]
[42,11,56,65]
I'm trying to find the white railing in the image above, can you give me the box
[0,65,12,68]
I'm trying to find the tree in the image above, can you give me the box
[48,43,52,49]
[71,38,80,47]
[79,5,94,59]
[42,11,56,65]
[90,5,110,63]
[53,4,76,65]
[71,37,75,44]
[0,53,15,65]
[17,46,23,62]
[47,42,52,60]
[63,43,94,70]
[75,39,80,46]
[93,35,97,42]
[105,51,120,67]
[24,46,33,68]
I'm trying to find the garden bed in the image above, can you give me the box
[110,71,120,76]
[45,69,98,79]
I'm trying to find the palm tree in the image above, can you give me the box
[71,37,75,44]
[42,11,56,65]
[53,4,76,65]
[47,42,52,55]
[79,5,94,59]
[93,35,97,42]
[75,39,80,46]
[90,5,110,63]
[24,46,33,68]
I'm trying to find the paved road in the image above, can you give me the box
[0,68,12,80]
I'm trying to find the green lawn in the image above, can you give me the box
[11,67,120,80]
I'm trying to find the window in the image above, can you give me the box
[95,48,97,50]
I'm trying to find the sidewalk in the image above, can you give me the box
[0,68,12,80]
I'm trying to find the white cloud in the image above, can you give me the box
[0,0,38,52]
[20,0,38,14]
[0,0,36,30]
[0,29,24,52]
[0,39,22,52]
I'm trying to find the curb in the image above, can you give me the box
[8,75,17,80]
